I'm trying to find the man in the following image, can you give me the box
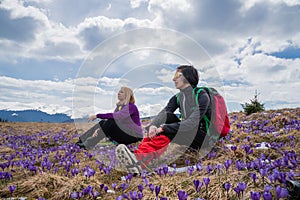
[116,65,212,174]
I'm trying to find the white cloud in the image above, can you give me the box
[0,0,47,21]
[130,0,148,9]
[0,0,299,117]
[239,0,300,12]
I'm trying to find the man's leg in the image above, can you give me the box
[134,135,170,168]
[116,135,170,173]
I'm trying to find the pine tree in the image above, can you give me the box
[241,90,265,115]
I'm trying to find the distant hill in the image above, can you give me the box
[0,109,73,123]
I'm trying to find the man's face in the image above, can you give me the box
[173,71,188,89]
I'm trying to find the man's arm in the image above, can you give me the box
[163,90,210,134]
[150,95,178,127]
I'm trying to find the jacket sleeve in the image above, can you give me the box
[96,104,136,120]
[163,90,210,134]
[150,95,178,127]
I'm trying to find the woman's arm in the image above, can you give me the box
[96,103,137,120]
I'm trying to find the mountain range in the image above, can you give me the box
[0,109,73,123]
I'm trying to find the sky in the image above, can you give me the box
[0,0,299,119]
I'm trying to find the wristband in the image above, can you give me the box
[160,124,165,132]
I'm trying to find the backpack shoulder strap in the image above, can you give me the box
[193,87,210,106]
[194,86,212,136]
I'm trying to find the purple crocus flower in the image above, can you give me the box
[206,165,213,174]
[259,168,268,183]
[129,191,138,200]
[250,191,261,200]
[224,159,232,172]
[99,183,104,190]
[160,197,168,200]
[104,186,108,193]
[193,179,203,192]
[275,186,289,199]
[71,168,79,177]
[155,185,161,197]
[263,191,272,200]
[149,184,154,192]
[235,160,246,171]
[91,190,99,199]
[8,185,16,194]
[137,184,144,192]
[125,173,133,182]
[216,163,222,173]
[138,191,143,200]
[264,184,273,192]
[122,193,129,199]
[223,182,231,192]
[230,145,237,152]
[70,191,79,199]
[238,182,247,192]
[118,183,128,191]
[196,163,203,172]
[233,186,241,198]
[112,183,117,190]
[203,177,210,189]
[177,190,188,200]
[82,186,93,195]
[250,172,257,184]
[188,166,194,176]
[8,185,16,198]
[243,144,252,154]
[163,166,168,176]
[116,196,123,200]
[83,166,95,178]
[185,159,190,166]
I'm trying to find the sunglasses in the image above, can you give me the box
[173,71,183,79]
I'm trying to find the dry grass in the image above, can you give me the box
[0,108,299,199]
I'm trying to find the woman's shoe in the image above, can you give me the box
[76,142,87,150]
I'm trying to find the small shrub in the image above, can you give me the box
[241,90,265,115]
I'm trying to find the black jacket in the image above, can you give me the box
[150,86,211,135]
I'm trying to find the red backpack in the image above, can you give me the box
[176,87,230,137]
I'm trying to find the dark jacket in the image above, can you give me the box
[150,86,211,137]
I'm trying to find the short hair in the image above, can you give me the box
[177,65,199,88]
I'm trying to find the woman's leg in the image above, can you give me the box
[101,119,142,145]
[81,121,107,149]
[78,123,101,142]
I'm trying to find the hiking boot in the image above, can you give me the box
[287,180,300,200]
[116,144,142,174]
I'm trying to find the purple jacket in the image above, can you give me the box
[96,103,143,136]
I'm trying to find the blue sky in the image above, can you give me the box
[0,0,299,118]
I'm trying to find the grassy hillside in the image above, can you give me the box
[0,108,299,200]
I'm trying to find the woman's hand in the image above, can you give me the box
[88,114,97,122]
[92,129,99,137]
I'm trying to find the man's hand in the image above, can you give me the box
[148,125,157,139]
[147,125,164,139]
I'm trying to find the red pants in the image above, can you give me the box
[134,135,170,168]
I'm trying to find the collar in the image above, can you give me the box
[180,85,193,94]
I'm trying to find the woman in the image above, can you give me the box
[76,86,143,150]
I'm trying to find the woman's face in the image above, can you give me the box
[118,89,125,101]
